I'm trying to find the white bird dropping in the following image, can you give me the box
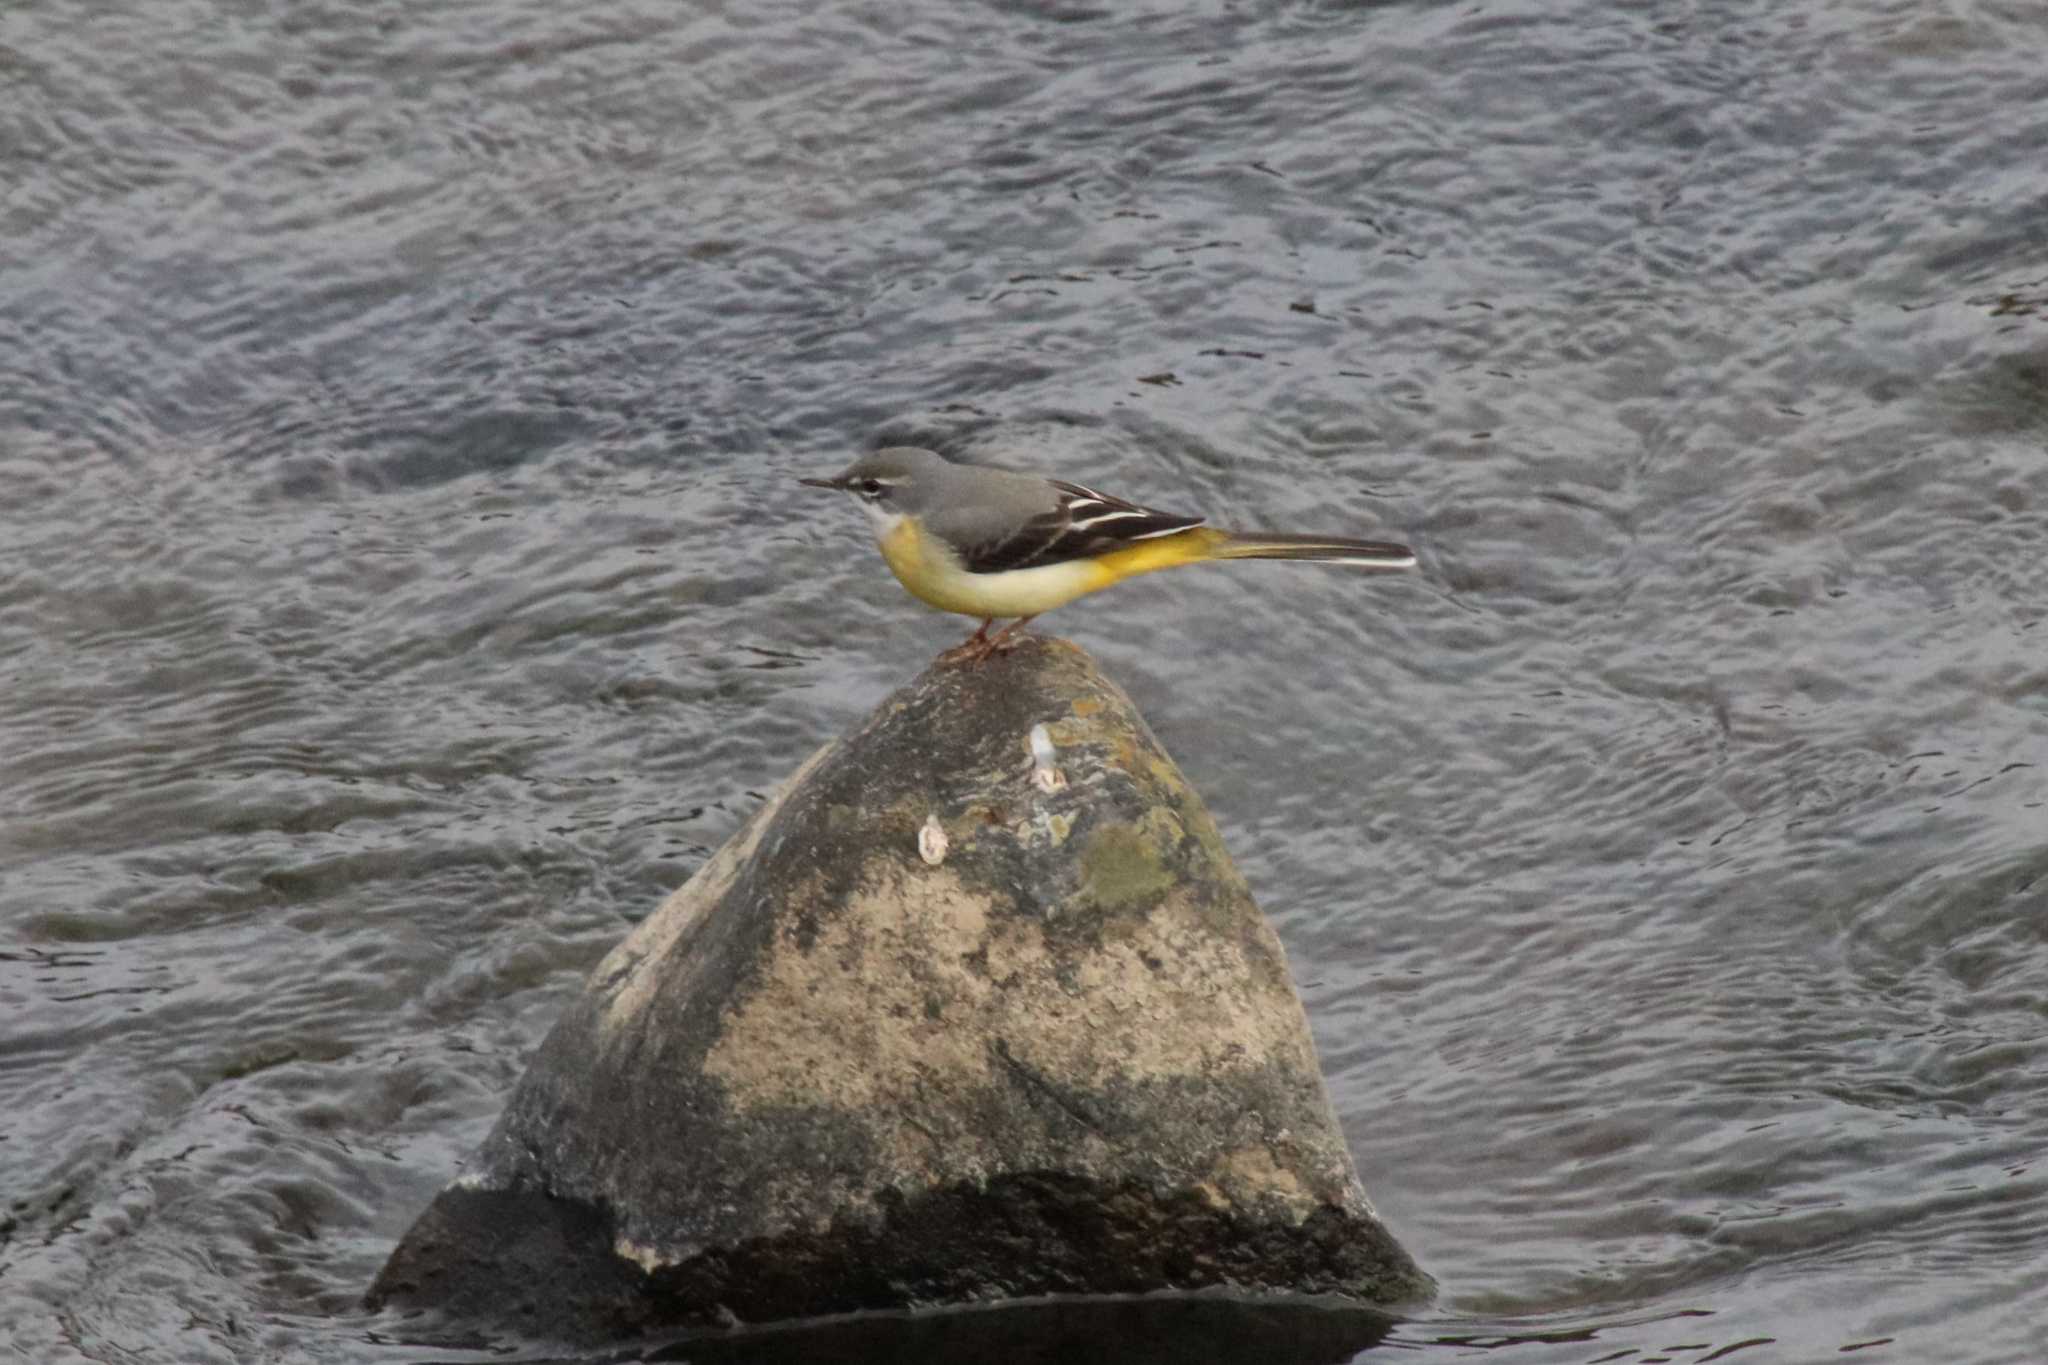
[1029,722,1065,793]
[918,813,949,865]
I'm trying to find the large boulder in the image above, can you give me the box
[367,637,1429,1343]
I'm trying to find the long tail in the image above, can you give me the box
[1208,529,1416,570]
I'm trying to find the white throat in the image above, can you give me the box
[857,497,903,541]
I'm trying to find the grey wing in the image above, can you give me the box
[953,479,1206,575]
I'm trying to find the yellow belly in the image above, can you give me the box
[877,518,1220,619]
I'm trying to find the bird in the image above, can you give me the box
[800,446,1415,661]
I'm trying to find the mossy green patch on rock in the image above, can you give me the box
[1080,818,1177,912]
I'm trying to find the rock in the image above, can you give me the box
[367,637,1430,1343]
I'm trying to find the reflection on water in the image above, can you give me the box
[5,0,2048,1361]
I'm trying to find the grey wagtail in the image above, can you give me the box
[801,446,1415,660]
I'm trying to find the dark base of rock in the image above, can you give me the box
[367,1172,1426,1345]
[375,1291,1394,1365]
[636,1291,1395,1365]
[366,1185,647,1343]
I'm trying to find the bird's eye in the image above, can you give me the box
[858,478,885,497]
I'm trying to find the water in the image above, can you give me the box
[4,0,2046,1361]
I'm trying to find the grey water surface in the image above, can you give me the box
[4,1,2047,1362]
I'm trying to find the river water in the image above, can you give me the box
[4,1,2046,1362]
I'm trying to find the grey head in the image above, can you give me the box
[797,446,957,517]
[799,448,1069,550]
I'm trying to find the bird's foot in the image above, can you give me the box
[935,619,997,665]
[984,617,1036,653]
[936,617,1035,665]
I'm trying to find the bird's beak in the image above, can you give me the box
[798,475,843,490]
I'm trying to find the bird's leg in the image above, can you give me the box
[937,618,997,664]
